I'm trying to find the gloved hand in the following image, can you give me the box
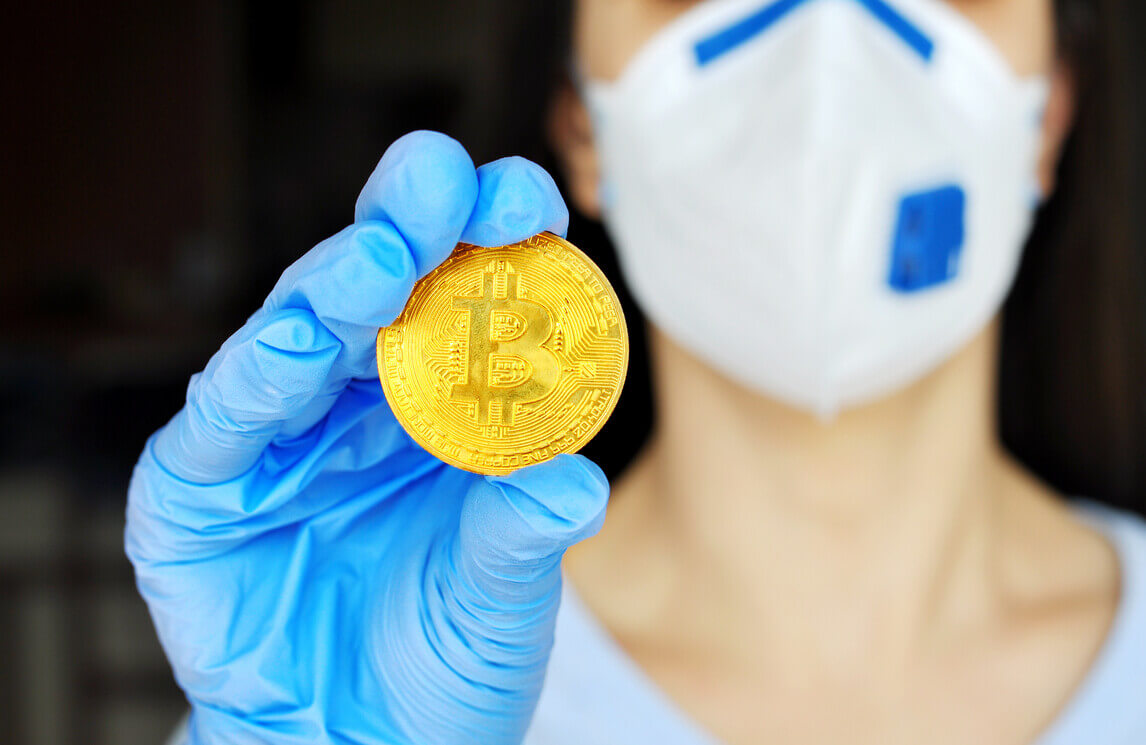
[126,131,609,745]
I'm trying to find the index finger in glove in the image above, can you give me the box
[152,132,570,485]
[153,131,479,483]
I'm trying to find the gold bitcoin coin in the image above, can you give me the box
[377,232,629,475]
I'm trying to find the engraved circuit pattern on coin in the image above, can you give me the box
[378,232,629,475]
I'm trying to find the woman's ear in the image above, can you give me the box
[547,79,603,219]
[1037,61,1076,198]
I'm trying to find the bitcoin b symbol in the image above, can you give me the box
[451,262,559,425]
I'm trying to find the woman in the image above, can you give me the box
[132,0,1146,743]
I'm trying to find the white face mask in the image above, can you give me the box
[581,0,1049,417]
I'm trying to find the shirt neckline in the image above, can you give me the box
[559,501,1146,745]
[1033,502,1146,744]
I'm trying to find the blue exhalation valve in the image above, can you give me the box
[887,184,966,293]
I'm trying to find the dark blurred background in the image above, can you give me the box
[0,2,1142,744]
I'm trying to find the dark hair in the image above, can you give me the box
[505,0,1145,512]
[1000,0,1145,512]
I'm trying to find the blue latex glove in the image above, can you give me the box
[126,131,610,745]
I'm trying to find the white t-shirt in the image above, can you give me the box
[523,502,1146,745]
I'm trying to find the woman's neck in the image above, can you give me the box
[567,318,1043,673]
[564,320,1120,743]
